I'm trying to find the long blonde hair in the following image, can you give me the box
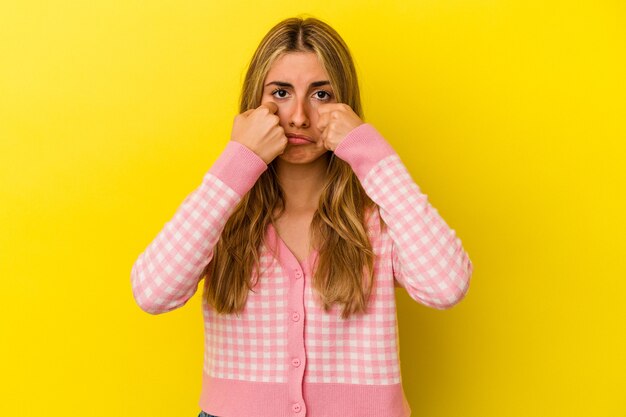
[203,16,380,319]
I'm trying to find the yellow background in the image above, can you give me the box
[1,0,624,416]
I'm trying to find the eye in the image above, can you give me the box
[271,88,289,99]
[314,90,333,101]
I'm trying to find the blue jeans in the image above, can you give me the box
[198,412,218,417]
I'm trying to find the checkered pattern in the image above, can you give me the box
[364,154,473,310]
[203,250,289,382]
[131,125,473,390]
[302,210,401,384]
[195,206,401,385]
[130,173,240,314]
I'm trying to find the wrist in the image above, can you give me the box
[209,141,268,195]
[333,123,396,179]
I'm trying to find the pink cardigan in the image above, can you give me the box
[131,123,473,417]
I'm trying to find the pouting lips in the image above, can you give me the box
[286,133,314,144]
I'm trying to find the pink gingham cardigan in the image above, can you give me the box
[131,123,473,417]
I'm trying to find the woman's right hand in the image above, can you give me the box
[230,102,288,164]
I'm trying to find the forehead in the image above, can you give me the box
[265,52,329,84]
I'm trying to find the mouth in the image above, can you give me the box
[286,133,314,145]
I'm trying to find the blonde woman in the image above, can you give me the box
[131,16,473,417]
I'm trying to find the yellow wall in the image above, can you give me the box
[1,1,624,416]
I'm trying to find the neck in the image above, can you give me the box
[274,153,330,213]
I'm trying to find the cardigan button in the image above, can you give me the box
[292,403,302,413]
[291,312,300,322]
[294,270,302,279]
[291,358,301,367]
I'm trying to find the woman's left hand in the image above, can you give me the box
[317,103,364,151]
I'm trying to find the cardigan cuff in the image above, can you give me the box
[333,123,396,180]
[207,141,268,196]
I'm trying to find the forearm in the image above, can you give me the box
[335,123,473,309]
[130,141,267,314]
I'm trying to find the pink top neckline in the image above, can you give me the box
[266,221,319,273]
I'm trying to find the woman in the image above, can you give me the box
[131,16,473,417]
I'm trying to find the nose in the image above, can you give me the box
[289,97,309,128]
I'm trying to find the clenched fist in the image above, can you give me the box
[231,102,288,164]
[317,103,364,151]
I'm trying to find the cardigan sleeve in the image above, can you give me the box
[334,123,473,309]
[130,141,268,315]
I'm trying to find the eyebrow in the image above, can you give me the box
[265,80,331,89]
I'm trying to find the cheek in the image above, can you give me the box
[310,113,320,131]
[275,104,289,125]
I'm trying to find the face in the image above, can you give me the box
[261,52,337,164]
